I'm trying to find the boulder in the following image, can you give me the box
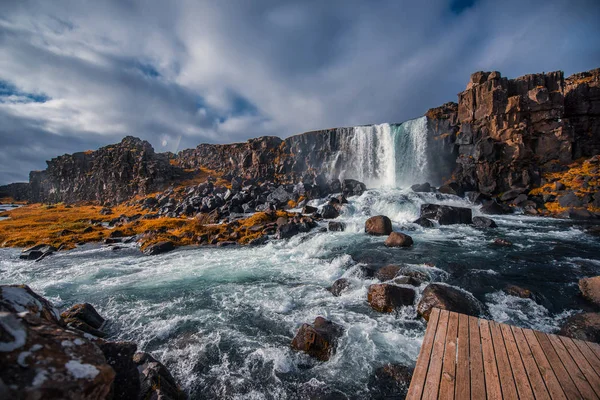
[98,341,140,400]
[143,241,175,255]
[438,183,464,196]
[558,192,582,208]
[0,311,115,400]
[579,276,600,307]
[472,216,497,228]
[558,208,598,220]
[375,265,402,281]
[365,215,393,236]
[328,278,351,297]
[19,244,57,261]
[368,364,413,399]
[420,204,472,225]
[384,232,413,247]
[493,238,513,247]
[328,221,346,232]
[0,284,61,324]
[342,179,366,197]
[276,223,300,239]
[417,283,482,320]
[560,313,600,343]
[321,204,340,219]
[302,205,318,214]
[134,352,187,400]
[368,284,416,313]
[413,217,434,228]
[500,188,526,202]
[61,303,105,330]
[480,200,512,215]
[291,317,344,361]
[504,285,534,300]
[393,276,423,286]
[411,182,431,192]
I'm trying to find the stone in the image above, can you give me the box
[504,285,534,299]
[558,208,598,220]
[302,205,318,214]
[0,284,61,324]
[411,182,431,192]
[558,192,582,208]
[368,284,416,313]
[328,278,351,296]
[413,217,434,228]
[493,238,513,246]
[98,341,140,400]
[393,276,423,286]
[438,183,463,196]
[365,215,393,236]
[134,352,186,400]
[328,221,346,232]
[420,204,472,225]
[384,232,413,247]
[61,303,105,330]
[579,276,600,307]
[480,200,512,215]
[375,265,402,281]
[500,188,526,202]
[276,223,300,239]
[321,204,340,219]
[417,283,482,320]
[19,244,57,261]
[291,317,344,361]
[342,179,366,197]
[472,216,497,228]
[368,364,413,399]
[143,241,175,255]
[560,313,600,343]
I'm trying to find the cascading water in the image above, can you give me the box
[330,116,430,188]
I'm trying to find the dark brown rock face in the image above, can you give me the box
[384,232,413,247]
[416,283,482,320]
[29,136,182,204]
[430,68,600,197]
[579,276,600,307]
[365,215,393,236]
[368,364,414,399]
[291,317,344,361]
[367,284,416,313]
[560,312,600,343]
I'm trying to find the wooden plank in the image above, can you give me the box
[522,328,567,399]
[406,307,441,400]
[422,309,450,400]
[489,321,518,400]
[439,312,458,400]
[511,325,551,399]
[455,313,470,400]
[469,315,486,400]
[587,341,600,361]
[480,319,502,400]
[534,331,582,400]
[559,335,600,398]
[499,323,535,399]
[547,333,599,400]
[574,338,600,373]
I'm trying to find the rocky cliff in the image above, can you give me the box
[27,136,183,204]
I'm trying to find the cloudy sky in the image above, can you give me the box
[0,0,599,184]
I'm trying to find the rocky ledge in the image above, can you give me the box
[0,284,186,400]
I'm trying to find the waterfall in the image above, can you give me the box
[330,116,430,188]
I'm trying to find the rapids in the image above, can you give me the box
[1,190,600,399]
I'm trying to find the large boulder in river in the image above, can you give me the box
[143,241,175,255]
[368,364,414,399]
[368,284,416,313]
[579,276,600,307]
[472,216,497,228]
[420,204,472,225]
[411,182,431,193]
[61,303,106,338]
[384,232,413,247]
[413,217,434,228]
[0,284,61,324]
[417,283,482,320]
[480,200,512,215]
[365,215,393,236]
[19,244,57,261]
[560,313,600,343]
[0,311,115,399]
[291,317,344,361]
[320,204,340,219]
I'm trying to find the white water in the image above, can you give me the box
[331,117,430,188]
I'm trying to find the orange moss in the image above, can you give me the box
[287,200,298,208]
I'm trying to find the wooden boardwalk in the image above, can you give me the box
[406,308,600,399]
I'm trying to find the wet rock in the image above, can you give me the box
[19,244,57,260]
[398,266,431,284]
[558,208,598,220]
[493,238,513,246]
[375,265,402,281]
[579,276,600,307]
[411,182,431,193]
[438,183,464,196]
[291,317,344,361]
[276,223,300,239]
[504,285,534,300]
[134,351,187,400]
[61,303,105,330]
[558,192,582,208]
[328,278,351,296]
[99,341,140,400]
[417,283,482,320]
[368,284,416,313]
[302,205,318,214]
[100,207,113,215]
[342,179,366,197]
[328,221,346,232]
[413,217,434,228]
[420,204,472,225]
[384,232,413,247]
[0,311,115,400]
[143,241,175,255]
[321,204,340,219]
[0,284,61,324]
[472,216,497,228]
[500,188,526,202]
[560,313,600,343]
[365,215,393,236]
[393,276,423,286]
[217,241,237,247]
[480,200,512,215]
[368,363,413,399]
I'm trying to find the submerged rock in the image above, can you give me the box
[384,232,413,247]
[365,215,393,236]
[504,285,534,300]
[368,284,416,313]
[143,241,175,255]
[493,238,513,247]
[417,283,482,320]
[375,265,401,282]
[560,313,600,343]
[328,221,346,232]
[420,204,472,225]
[579,276,600,307]
[413,217,434,228]
[411,182,431,193]
[291,317,344,361]
[472,216,497,228]
[368,364,414,399]
[328,278,351,296]
[321,204,340,219]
